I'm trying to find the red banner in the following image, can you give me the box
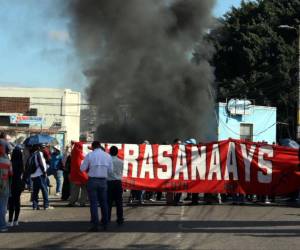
[74,139,300,195]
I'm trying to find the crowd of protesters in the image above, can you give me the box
[0,132,299,233]
[0,133,125,232]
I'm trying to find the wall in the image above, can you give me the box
[0,87,81,147]
[217,103,277,144]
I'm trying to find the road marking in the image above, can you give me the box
[176,205,185,238]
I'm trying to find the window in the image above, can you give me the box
[240,123,253,141]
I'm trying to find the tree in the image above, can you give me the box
[207,0,300,139]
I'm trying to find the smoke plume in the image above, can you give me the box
[69,0,217,143]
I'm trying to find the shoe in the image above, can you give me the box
[117,219,124,225]
[88,226,98,232]
[149,198,156,202]
[33,207,40,210]
[7,222,13,227]
[55,192,61,196]
[0,228,8,232]
[66,203,76,207]
[13,221,19,226]
[44,206,55,210]
[79,203,86,207]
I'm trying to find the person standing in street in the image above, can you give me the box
[8,145,24,227]
[68,142,88,207]
[0,140,12,232]
[48,145,63,196]
[80,141,112,232]
[108,146,124,225]
[61,145,72,201]
[30,145,53,210]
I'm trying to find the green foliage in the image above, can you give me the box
[208,0,300,138]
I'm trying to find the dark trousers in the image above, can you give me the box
[32,175,49,209]
[87,178,108,227]
[191,193,199,204]
[107,180,123,223]
[174,193,182,203]
[61,172,70,201]
[156,192,162,201]
[8,191,21,222]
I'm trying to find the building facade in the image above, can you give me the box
[217,100,277,144]
[0,87,81,148]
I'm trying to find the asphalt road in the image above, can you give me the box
[1,194,300,250]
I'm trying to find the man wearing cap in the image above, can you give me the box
[80,141,113,232]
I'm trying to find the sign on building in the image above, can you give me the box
[10,115,44,125]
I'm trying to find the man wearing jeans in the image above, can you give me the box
[48,145,63,196]
[80,141,112,232]
[30,145,53,210]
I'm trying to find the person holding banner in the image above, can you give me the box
[80,141,113,232]
[107,146,124,225]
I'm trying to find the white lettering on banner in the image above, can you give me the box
[240,144,256,182]
[191,146,207,180]
[140,144,154,179]
[123,144,139,177]
[208,144,222,180]
[258,146,273,183]
[174,145,189,180]
[157,145,173,180]
[224,142,238,180]
[119,142,276,183]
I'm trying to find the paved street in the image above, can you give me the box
[0,193,300,250]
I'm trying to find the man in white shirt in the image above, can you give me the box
[80,141,112,232]
[107,146,124,225]
[30,145,53,210]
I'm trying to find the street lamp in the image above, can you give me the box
[278,24,300,141]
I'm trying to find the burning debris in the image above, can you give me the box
[69,0,216,143]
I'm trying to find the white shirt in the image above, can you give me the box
[108,156,124,181]
[31,151,48,178]
[80,148,113,178]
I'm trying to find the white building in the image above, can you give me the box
[0,87,81,147]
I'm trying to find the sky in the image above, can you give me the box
[0,0,242,92]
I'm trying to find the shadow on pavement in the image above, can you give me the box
[7,220,300,235]
[3,245,173,250]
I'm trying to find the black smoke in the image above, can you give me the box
[69,0,217,143]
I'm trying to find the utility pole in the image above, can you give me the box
[297,24,300,141]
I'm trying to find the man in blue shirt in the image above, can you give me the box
[48,145,63,196]
[80,141,112,232]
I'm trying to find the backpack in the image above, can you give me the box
[26,154,38,175]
